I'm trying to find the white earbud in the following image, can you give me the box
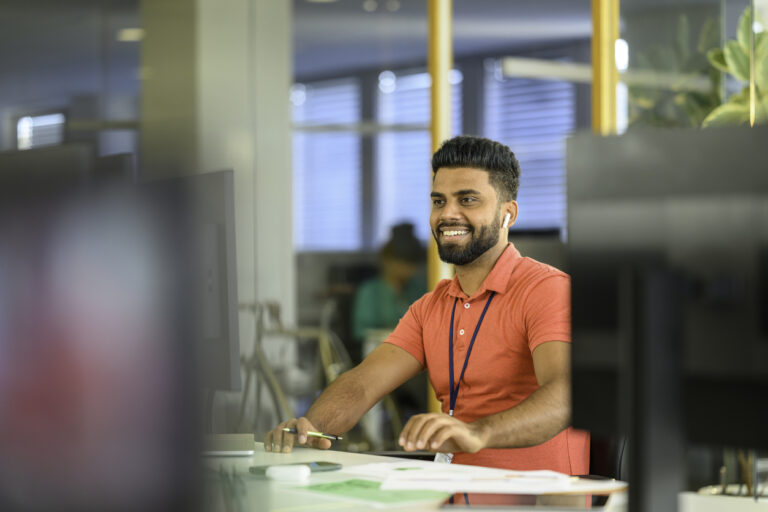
[502,212,511,229]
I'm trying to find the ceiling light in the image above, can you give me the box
[117,28,144,42]
[363,0,378,12]
[385,0,400,12]
[305,0,339,3]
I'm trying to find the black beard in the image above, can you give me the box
[434,212,501,266]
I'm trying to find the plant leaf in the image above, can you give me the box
[707,48,730,73]
[737,6,753,52]
[702,102,750,127]
[698,17,718,55]
[724,40,750,81]
[676,15,690,63]
[757,95,768,124]
[756,34,768,93]
[728,86,751,106]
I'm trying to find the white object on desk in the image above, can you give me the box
[265,464,311,482]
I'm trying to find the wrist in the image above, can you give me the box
[469,418,493,451]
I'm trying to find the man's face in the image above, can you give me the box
[430,167,505,266]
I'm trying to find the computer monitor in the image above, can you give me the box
[141,170,242,395]
[567,126,768,511]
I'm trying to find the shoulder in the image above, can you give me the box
[508,257,570,303]
[514,256,569,284]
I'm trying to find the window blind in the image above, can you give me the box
[16,113,66,150]
[483,60,575,233]
[292,78,362,251]
[375,70,462,246]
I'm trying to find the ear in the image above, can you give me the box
[502,201,518,229]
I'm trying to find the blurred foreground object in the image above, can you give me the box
[0,162,200,511]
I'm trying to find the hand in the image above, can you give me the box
[398,413,488,454]
[263,417,331,453]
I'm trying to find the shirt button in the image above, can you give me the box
[464,303,470,309]
[459,329,465,335]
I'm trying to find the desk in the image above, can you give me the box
[202,442,628,512]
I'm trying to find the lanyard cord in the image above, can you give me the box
[448,291,496,416]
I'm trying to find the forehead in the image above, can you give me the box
[432,167,494,193]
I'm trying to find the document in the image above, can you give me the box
[342,461,627,495]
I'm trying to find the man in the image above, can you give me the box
[265,135,589,474]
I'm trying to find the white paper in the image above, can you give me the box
[345,461,626,495]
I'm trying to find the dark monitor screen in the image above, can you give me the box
[142,170,241,394]
[567,126,768,450]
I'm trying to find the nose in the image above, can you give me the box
[437,200,464,225]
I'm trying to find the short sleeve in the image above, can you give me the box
[523,274,571,352]
[383,296,427,367]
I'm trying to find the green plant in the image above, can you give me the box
[628,15,722,128]
[704,6,768,126]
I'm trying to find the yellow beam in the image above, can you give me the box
[427,0,454,413]
[591,0,619,135]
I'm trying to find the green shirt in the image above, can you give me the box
[352,273,426,341]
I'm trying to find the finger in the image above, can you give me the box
[307,437,332,450]
[415,416,452,450]
[398,414,424,450]
[295,417,316,445]
[281,418,302,453]
[401,414,439,451]
[263,429,273,451]
[428,424,457,452]
[268,419,295,453]
[281,426,295,453]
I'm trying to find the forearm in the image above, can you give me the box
[474,377,571,449]
[304,367,377,435]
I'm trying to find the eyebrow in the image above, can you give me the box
[430,189,483,198]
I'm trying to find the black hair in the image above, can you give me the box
[431,135,521,201]
[381,222,425,264]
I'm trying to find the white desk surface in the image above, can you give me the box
[202,441,628,512]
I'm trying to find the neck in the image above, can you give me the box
[455,241,508,296]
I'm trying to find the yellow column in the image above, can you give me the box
[591,0,619,135]
[427,0,454,413]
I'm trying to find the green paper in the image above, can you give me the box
[299,478,448,504]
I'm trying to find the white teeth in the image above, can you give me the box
[442,230,468,236]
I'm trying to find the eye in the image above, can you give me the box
[432,198,445,207]
[460,196,477,205]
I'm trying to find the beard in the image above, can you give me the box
[433,211,501,266]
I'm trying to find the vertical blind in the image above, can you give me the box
[483,60,575,233]
[292,78,362,251]
[375,70,462,246]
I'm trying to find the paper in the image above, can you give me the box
[382,473,627,495]
[298,478,449,505]
[339,461,627,496]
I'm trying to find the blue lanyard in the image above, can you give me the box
[448,291,496,416]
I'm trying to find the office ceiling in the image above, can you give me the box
[293,0,592,79]
[0,0,591,109]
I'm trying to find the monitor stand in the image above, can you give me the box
[202,433,255,457]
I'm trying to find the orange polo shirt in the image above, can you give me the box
[384,243,589,474]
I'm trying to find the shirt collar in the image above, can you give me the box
[445,243,522,299]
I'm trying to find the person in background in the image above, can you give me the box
[352,223,428,424]
[352,222,426,344]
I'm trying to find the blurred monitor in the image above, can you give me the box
[567,127,768,508]
[185,170,241,393]
[0,168,200,511]
[0,144,94,186]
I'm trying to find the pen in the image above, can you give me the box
[282,427,343,441]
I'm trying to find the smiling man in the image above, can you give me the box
[264,136,589,474]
